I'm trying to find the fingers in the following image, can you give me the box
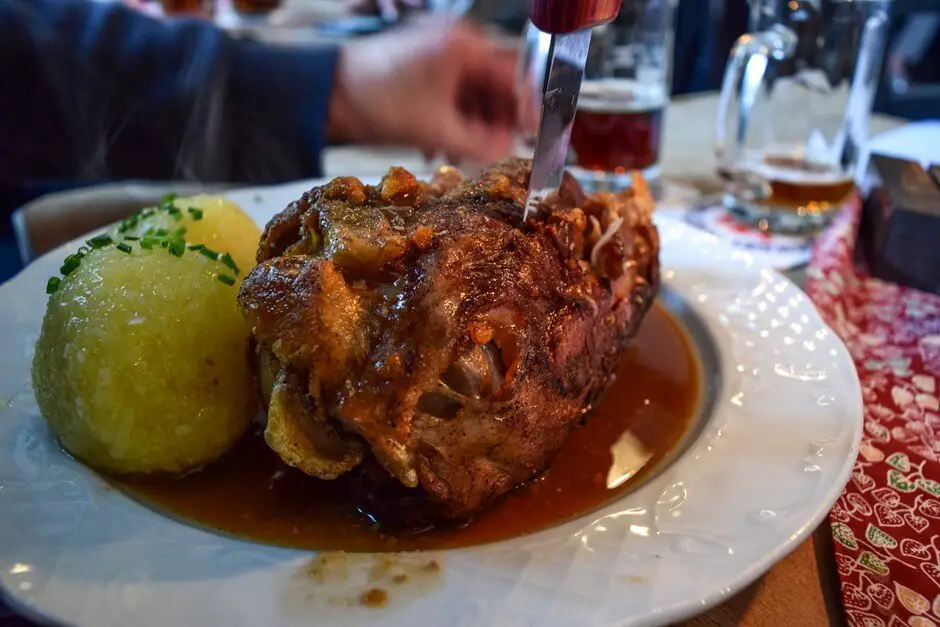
[405,101,513,165]
[451,36,519,161]
[418,25,519,164]
[433,114,516,165]
[334,18,521,164]
[457,78,517,131]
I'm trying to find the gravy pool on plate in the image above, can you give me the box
[114,304,700,552]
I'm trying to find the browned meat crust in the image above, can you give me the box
[238,159,660,520]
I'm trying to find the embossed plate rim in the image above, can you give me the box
[0,178,863,627]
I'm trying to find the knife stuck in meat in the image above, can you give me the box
[524,0,623,219]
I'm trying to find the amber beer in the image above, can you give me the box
[232,0,282,14]
[723,154,856,214]
[570,81,666,174]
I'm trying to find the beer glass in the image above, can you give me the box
[715,0,891,232]
[569,0,675,190]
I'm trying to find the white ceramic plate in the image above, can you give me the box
[0,179,862,627]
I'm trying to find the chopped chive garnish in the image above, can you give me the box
[60,254,81,275]
[220,252,240,275]
[168,238,186,257]
[45,194,247,300]
[119,215,139,232]
[88,233,112,248]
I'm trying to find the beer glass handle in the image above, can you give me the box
[715,25,798,171]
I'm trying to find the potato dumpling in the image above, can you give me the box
[118,194,260,273]
[32,240,255,475]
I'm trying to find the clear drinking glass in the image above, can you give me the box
[715,0,891,232]
[568,0,675,191]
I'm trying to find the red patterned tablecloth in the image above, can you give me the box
[807,200,940,626]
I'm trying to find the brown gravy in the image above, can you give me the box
[115,305,700,551]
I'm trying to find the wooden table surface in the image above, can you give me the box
[322,93,906,627]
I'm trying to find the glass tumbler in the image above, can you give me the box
[568,0,675,191]
[715,0,891,232]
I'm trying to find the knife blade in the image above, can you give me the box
[523,0,622,220]
[524,28,592,220]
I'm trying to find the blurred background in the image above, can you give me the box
[1,0,937,282]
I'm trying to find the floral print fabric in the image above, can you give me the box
[806,201,940,627]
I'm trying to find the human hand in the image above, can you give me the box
[327,18,519,166]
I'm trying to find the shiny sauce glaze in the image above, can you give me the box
[115,304,700,551]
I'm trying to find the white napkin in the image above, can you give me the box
[857,119,940,175]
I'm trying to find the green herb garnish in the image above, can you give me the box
[60,254,82,275]
[220,252,240,275]
[168,238,186,258]
[88,234,112,248]
[119,214,139,232]
[46,194,240,297]
[199,247,220,261]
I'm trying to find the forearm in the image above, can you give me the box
[0,0,338,184]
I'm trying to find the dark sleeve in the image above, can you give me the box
[0,0,338,185]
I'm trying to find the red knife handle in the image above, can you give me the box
[529,0,622,34]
